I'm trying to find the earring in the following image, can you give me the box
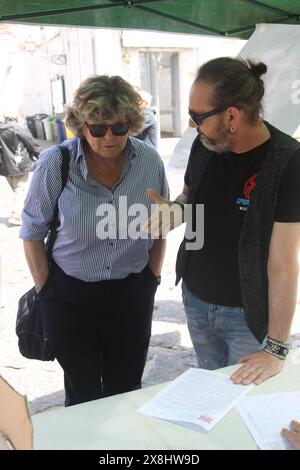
[230,127,236,133]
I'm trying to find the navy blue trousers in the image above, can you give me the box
[39,262,157,406]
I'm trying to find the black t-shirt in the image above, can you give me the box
[183,139,300,306]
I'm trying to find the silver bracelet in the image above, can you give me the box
[263,335,289,360]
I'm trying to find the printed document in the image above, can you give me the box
[138,368,254,432]
[236,391,300,450]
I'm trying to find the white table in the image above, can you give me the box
[32,353,300,450]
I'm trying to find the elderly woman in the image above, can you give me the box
[20,75,169,406]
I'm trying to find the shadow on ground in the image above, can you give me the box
[153,299,186,324]
[143,328,197,387]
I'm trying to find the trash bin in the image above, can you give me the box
[26,116,37,138]
[55,117,67,143]
[42,117,54,141]
[34,114,48,140]
[50,118,58,143]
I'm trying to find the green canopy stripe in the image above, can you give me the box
[241,0,298,17]
[135,5,224,35]
[0,0,299,39]
[0,1,164,21]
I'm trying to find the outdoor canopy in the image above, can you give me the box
[0,0,299,39]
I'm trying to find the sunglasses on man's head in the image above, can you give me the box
[85,122,130,137]
[188,107,227,126]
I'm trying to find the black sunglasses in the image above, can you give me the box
[85,122,130,137]
[188,107,227,126]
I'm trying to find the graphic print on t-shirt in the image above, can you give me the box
[235,172,259,211]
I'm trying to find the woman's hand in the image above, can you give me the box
[281,420,300,449]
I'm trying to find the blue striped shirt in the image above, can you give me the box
[20,137,169,281]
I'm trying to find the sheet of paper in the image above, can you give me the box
[236,391,300,450]
[138,368,254,432]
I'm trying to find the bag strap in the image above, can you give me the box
[46,145,70,260]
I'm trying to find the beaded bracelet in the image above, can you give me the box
[263,335,289,360]
[172,200,186,211]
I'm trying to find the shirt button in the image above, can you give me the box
[106,266,110,270]
[110,242,114,246]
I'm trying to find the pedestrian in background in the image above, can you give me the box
[0,117,40,225]
[135,90,158,149]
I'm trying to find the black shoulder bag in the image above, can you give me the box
[16,145,70,361]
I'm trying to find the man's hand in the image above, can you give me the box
[142,188,185,237]
[230,350,285,385]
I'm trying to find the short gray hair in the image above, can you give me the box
[65,75,144,137]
